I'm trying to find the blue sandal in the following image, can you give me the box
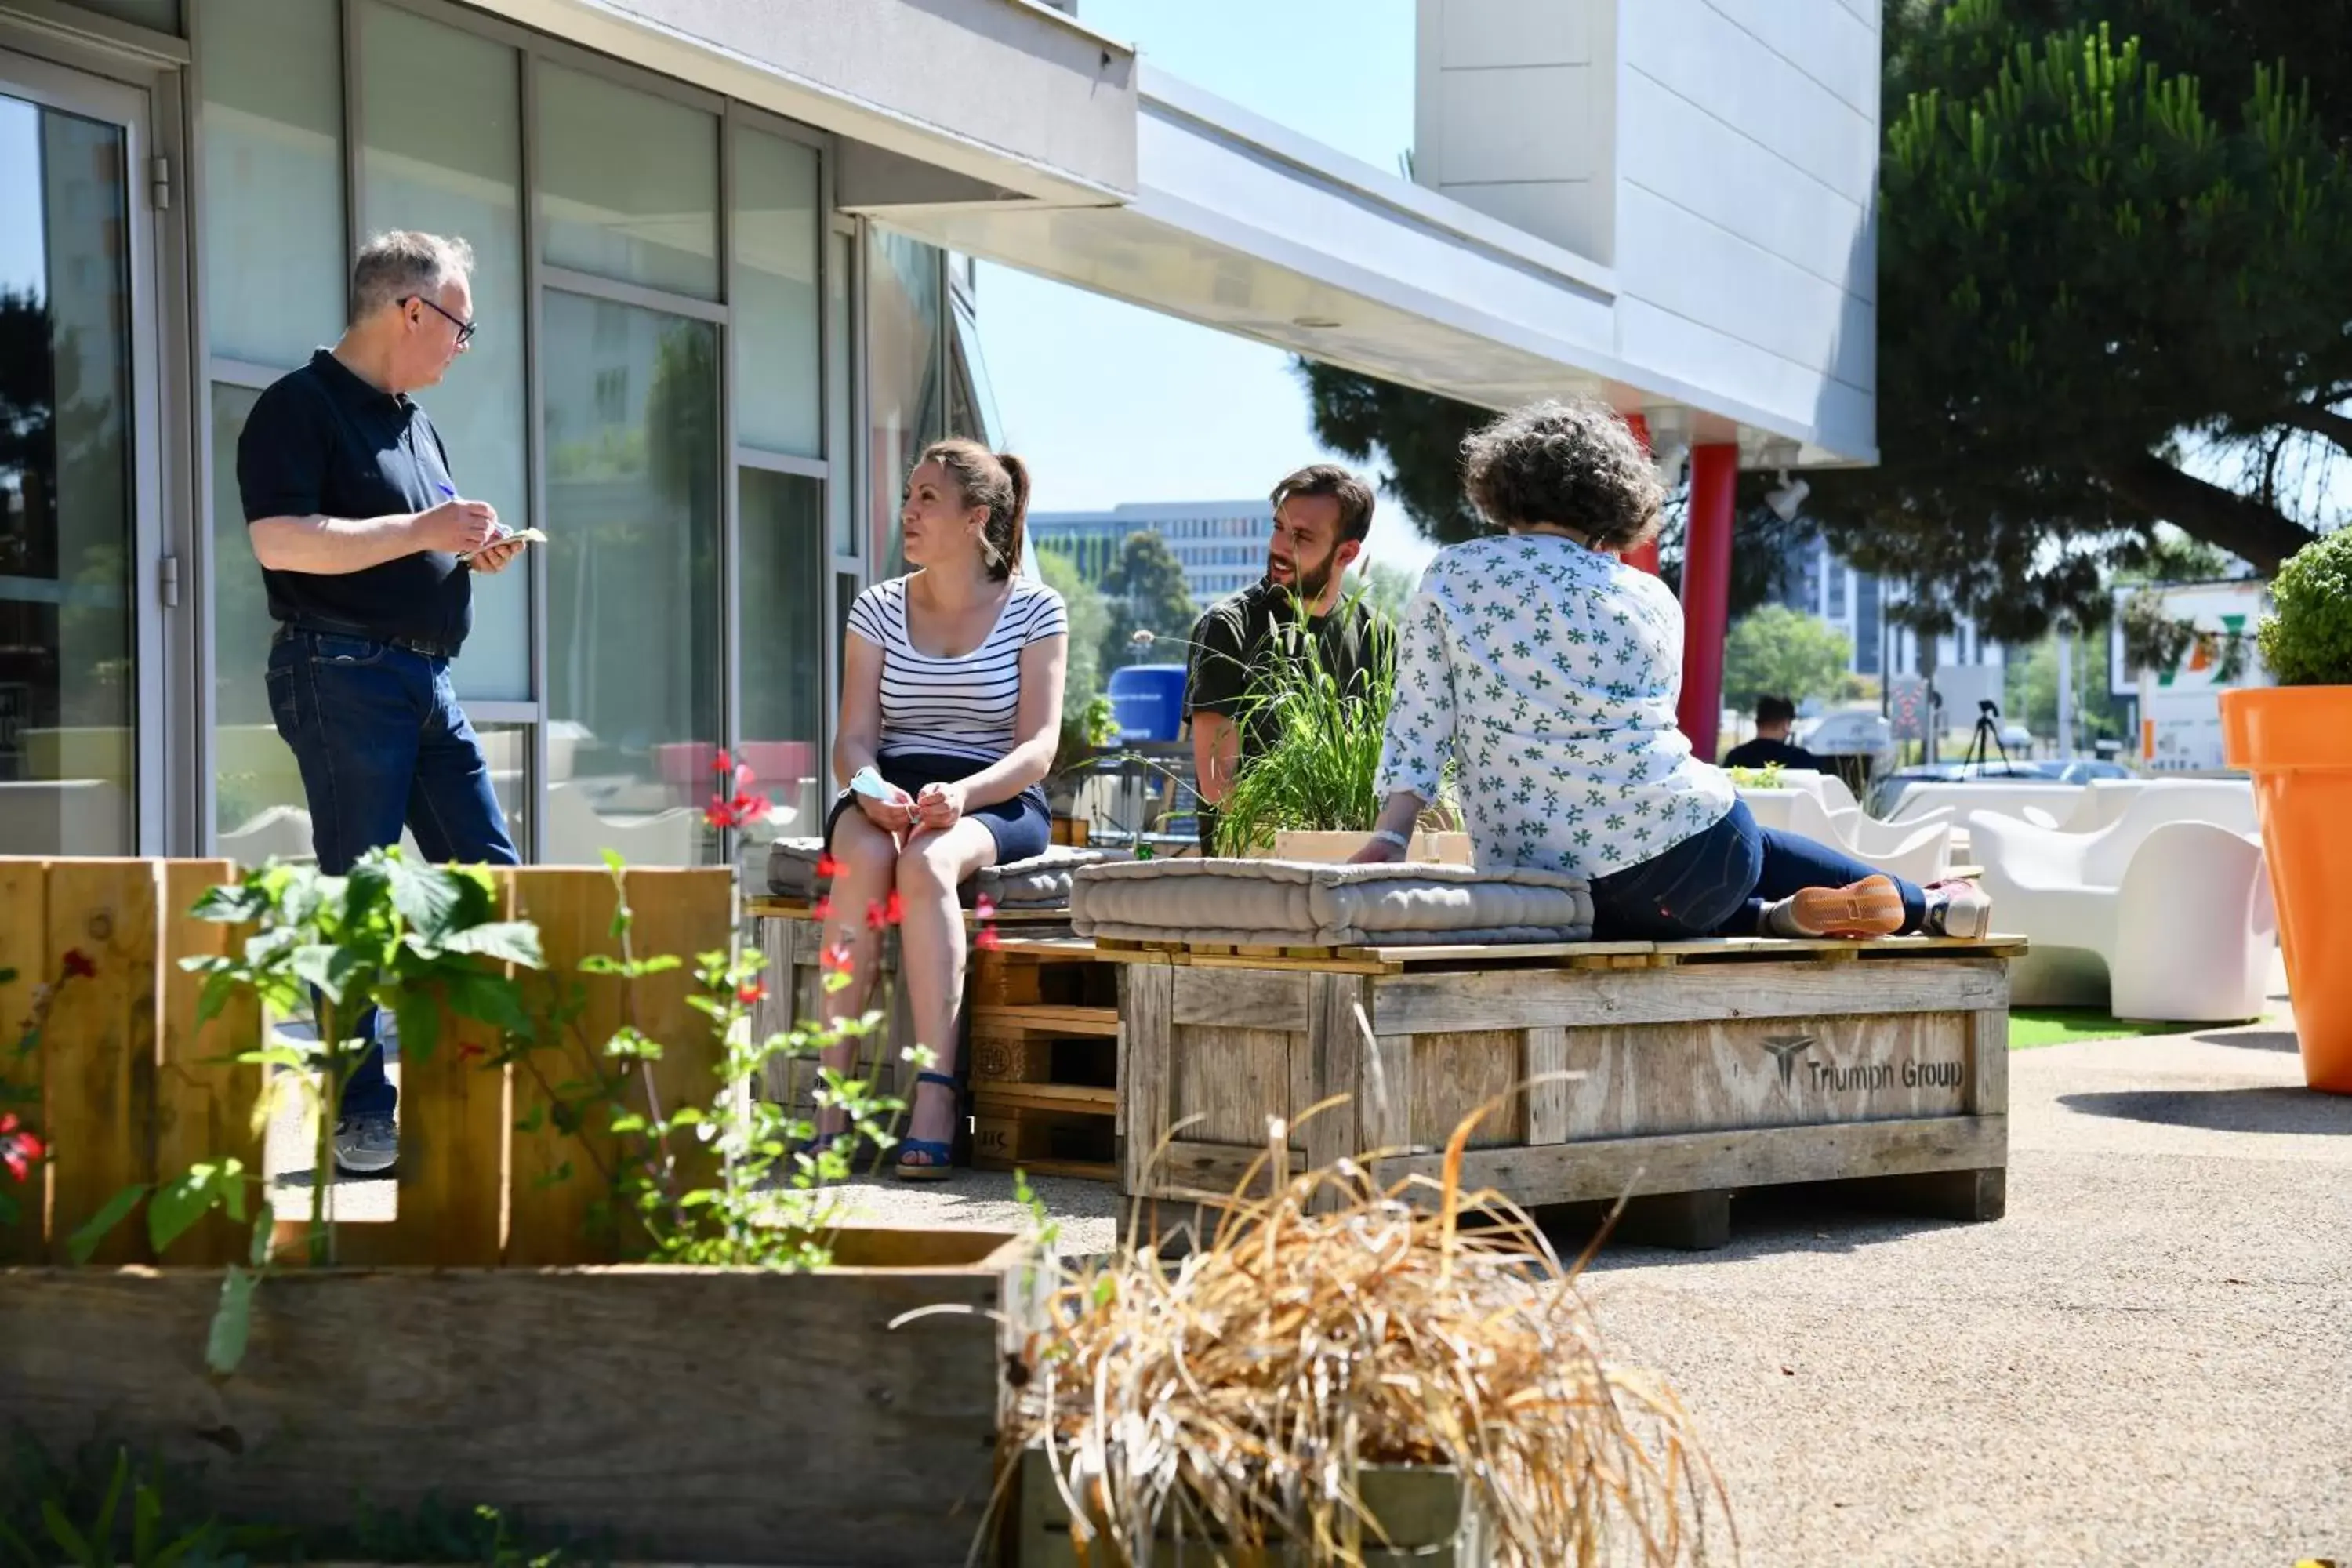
[895,1070,960,1183]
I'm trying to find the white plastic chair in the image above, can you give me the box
[1967,793,2276,1020]
[2052,778,2255,836]
[1784,792,1954,885]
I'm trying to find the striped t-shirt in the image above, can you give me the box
[847,574,1069,767]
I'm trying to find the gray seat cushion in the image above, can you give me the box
[1069,858,1593,947]
[765,837,1127,909]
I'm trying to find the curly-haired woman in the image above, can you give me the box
[1349,398,1989,944]
[813,438,1066,1179]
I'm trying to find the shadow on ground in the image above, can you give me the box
[2058,1085,2351,1136]
[2192,1029,2303,1054]
[1545,1181,1984,1269]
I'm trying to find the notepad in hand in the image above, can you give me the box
[460,528,546,558]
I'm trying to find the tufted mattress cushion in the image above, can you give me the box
[1069,858,1593,947]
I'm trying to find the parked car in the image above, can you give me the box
[1864,758,2132,818]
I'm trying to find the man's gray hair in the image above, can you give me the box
[349,230,474,325]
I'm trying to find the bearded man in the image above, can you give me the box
[1182,464,1394,852]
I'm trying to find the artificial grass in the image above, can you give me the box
[2008,1008,2198,1050]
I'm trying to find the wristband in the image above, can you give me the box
[1370,828,1411,851]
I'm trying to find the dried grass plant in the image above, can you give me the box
[1003,1102,1732,1566]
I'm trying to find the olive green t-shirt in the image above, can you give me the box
[1183,578,1392,848]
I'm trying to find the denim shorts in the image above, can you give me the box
[822,750,1050,865]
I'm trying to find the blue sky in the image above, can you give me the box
[972,0,1439,572]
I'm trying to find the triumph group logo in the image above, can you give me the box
[1756,1035,1816,1088]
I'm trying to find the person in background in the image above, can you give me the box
[813,439,1067,1181]
[1722,695,1828,772]
[1349,398,1989,944]
[1184,465,1393,852]
[238,230,528,1178]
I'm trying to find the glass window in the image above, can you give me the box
[198,0,344,368]
[866,229,943,574]
[209,383,310,852]
[0,93,137,856]
[535,62,718,300]
[739,470,826,836]
[826,228,855,558]
[358,1,529,702]
[543,289,720,867]
[731,125,821,457]
[72,0,181,32]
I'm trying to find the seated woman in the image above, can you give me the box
[1349,398,1988,944]
[814,438,1067,1180]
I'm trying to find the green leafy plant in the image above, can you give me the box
[500,852,913,1267]
[1722,762,1788,790]
[1212,586,1407,853]
[0,1443,278,1568]
[2255,527,2352,686]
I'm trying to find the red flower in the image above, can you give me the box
[705,793,736,829]
[820,942,854,975]
[812,895,833,921]
[711,749,734,775]
[816,853,841,880]
[974,894,997,923]
[0,1115,41,1182]
[975,925,1002,951]
[865,898,887,931]
[457,1041,488,1062]
[60,949,96,980]
[738,980,767,1007]
[884,889,905,927]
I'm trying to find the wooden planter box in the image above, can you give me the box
[1114,935,2015,1243]
[2,1228,1040,1567]
[1013,1447,1484,1566]
[1267,830,1472,866]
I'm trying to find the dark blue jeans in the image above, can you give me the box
[1588,800,1927,941]
[266,628,518,1119]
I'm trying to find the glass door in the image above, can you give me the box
[0,53,159,856]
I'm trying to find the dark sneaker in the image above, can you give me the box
[333,1115,398,1176]
[1925,879,1993,941]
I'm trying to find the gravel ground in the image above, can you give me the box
[274,1000,2351,1564]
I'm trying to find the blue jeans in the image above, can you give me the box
[1588,800,1927,941]
[266,628,518,1119]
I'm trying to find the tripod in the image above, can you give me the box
[1959,699,2013,773]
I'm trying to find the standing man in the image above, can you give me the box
[238,230,528,1176]
[1184,464,1392,852]
[1721,695,1828,772]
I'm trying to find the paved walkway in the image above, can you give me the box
[814,1017,2350,1565]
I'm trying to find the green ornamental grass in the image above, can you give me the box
[1210,587,1399,854]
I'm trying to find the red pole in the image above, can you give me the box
[1677,444,1737,760]
[1618,414,1661,575]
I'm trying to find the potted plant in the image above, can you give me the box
[1214,615,1470,864]
[1000,1118,1722,1565]
[2221,526,2352,1093]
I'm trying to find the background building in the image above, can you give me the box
[1029,501,1271,606]
[1771,532,2006,685]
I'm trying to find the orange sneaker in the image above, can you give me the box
[1773,875,1905,938]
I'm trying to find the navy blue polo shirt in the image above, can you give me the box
[236,348,472,652]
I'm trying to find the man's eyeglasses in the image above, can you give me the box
[402,294,477,347]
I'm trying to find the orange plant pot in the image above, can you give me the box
[2221,686,2352,1094]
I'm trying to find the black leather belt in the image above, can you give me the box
[276,621,462,661]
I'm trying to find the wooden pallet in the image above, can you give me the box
[1091,932,2028,975]
[967,943,1124,1181]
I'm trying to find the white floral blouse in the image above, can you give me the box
[1374,532,1735,879]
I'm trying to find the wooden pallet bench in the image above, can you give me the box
[1101,931,2025,1247]
[746,902,1128,1178]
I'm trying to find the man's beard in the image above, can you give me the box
[1269,550,1338,605]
